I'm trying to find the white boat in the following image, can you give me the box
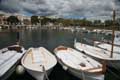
[0,45,25,80]
[113,35,120,46]
[54,46,105,80]
[74,41,120,68]
[21,47,57,80]
[94,41,120,54]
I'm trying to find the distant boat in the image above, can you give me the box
[74,41,120,68]
[54,46,105,80]
[21,47,57,80]
[0,45,25,80]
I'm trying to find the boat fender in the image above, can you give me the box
[16,65,25,75]
[62,65,68,71]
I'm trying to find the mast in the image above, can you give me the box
[110,9,116,58]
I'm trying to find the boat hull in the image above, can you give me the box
[21,47,57,80]
[69,68,104,80]
[83,52,120,69]
[26,68,52,80]
[58,60,104,80]
[0,45,25,80]
[0,60,20,80]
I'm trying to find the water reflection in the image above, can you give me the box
[0,29,111,50]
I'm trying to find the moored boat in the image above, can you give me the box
[21,47,57,80]
[94,41,120,54]
[0,45,25,80]
[54,46,105,80]
[74,42,120,68]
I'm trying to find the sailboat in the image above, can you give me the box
[0,45,25,80]
[54,45,105,80]
[21,47,57,80]
[74,9,120,68]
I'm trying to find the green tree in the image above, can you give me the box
[41,16,52,25]
[7,16,20,25]
[104,20,112,27]
[93,20,102,27]
[31,16,39,25]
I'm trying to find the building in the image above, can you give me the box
[0,13,31,29]
[0,15,8,25]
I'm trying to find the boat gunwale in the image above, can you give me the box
[21,47,57,72]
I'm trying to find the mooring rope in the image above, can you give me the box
[81,70,86,80]
[42,66,50,80]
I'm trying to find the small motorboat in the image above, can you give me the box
[74,42,120,68]
[21,47,57,80]
[54,46,105,80]
[0,45,25,80]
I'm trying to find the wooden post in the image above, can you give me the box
[102,60,107,74]
[110,9,115,58]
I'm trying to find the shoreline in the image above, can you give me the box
[0,26,120,33]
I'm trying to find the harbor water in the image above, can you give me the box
[0,28,120,80]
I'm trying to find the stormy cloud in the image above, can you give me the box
[0,0,120,19]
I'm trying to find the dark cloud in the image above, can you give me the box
[0,0,21,13]
[0,0,120,20]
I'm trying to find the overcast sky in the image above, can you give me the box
[0,0,120,20]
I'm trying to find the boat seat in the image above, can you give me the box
[32,49,45,64]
